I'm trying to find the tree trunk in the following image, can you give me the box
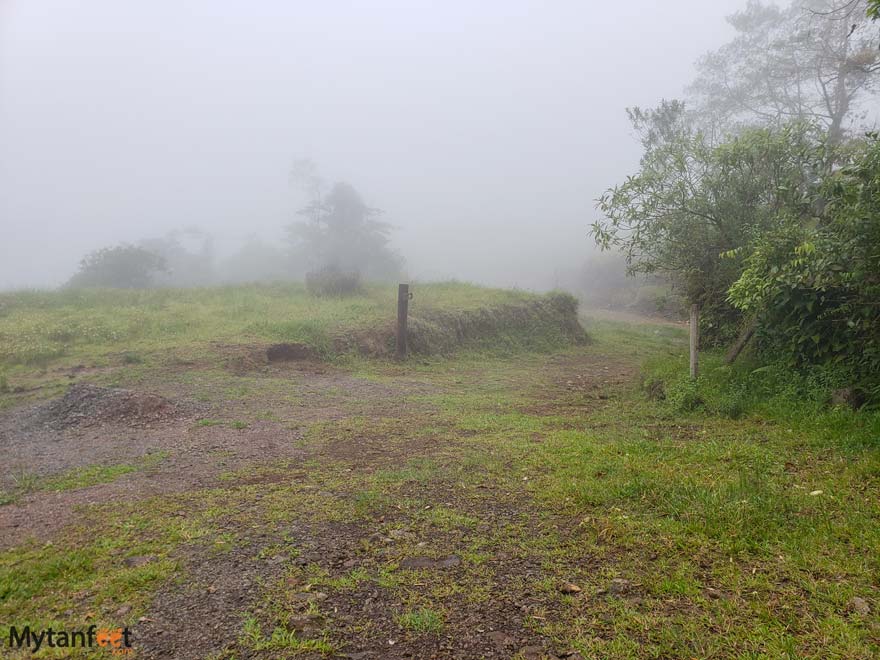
[724,319,756,365]
[827,21,851,146]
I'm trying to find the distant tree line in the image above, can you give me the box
[66,166,404,295]
[592,0,880,398]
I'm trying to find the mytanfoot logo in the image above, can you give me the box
[7,625,133,654]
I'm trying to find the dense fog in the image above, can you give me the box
[0,1,744,291]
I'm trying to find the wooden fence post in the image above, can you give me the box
[689,304,700,379]
[396,283,410,360]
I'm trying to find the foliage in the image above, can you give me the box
[598,0,879,387]
[139,229,214,286]
[592,104,823,343]
[66,244,167,289]
[688,0,880,143]
[305,264,364,297]
[728,134,880,394]
[641,322,880,427]
[288,179,404,281]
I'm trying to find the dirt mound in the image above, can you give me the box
[267,342,319,362]
[31,384,182,430]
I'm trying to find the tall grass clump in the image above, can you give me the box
[643,349,880,450]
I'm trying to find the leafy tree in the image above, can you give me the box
[287,180,403,281]
[67,244,167,289]
[688,0,880,143]
[728,134,880,390]
[592,102,824,342]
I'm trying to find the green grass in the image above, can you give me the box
[239,616,333,654]
[0,282,534,369]
[395,607,444,634]
[0,496,211,637]
[0,293,876,658]
[1,453,169,505]
[410,317,879,658]
[46,452,168,492]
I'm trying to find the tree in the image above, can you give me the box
[728,134,880,387]
[67,244,167,289]
[139,228,214,286]
[592,102,824,342]
[287,179,404,281]
[688,0,880,144]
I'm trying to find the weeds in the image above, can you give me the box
[395,607,444,634]
[240,615,333,653]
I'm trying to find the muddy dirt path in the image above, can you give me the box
[1,349,634,659]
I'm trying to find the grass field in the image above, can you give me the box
[0,282,537,368]
[0,286,877,659]
[0,282,573,409]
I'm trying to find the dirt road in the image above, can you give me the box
[1,345,634,659]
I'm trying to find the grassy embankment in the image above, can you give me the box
[0,282,581,404]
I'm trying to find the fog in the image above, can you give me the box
[0,0,742,291]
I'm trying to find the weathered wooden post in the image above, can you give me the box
[689,304,699,379]
[396,283,410,360]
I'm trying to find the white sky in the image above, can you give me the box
[0,0,743,289]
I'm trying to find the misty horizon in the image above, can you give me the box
[1,0,742,291]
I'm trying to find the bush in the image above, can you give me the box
[666,378,704,413]
[67,244,167,289]
[728,135,880,398]
[304,266,364,297]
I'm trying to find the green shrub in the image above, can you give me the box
[666,378,704,412]
[729,135,880,399]
[67,244,167,289]
[305,266,364,297]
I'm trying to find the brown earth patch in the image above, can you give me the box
[21,383,187,431]
[1,346,638,658]
[267,342,321,362]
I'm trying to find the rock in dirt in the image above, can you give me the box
[850,596,871,615]
[830,387,866,409]
[292,591,327,604]
[288,614,324,634]
[606,578,633,596]
[487,631,515,649]
[123,555,156,568]
[559,582,581,594]
[520,645,546,660]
